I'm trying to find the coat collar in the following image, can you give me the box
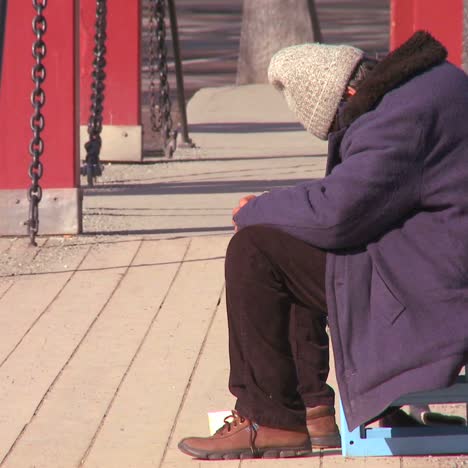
[326,125,347,175]
[342,31,448,127]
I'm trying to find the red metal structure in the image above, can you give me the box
[391,0,465,67]
[0,1,81,236]
[80,0,142,162]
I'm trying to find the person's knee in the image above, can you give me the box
[227,226,259,260]
[225,225,278,278]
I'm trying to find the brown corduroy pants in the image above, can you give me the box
[225,225,335,430]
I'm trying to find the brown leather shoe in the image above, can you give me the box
[306,405,341,448]
[178,410,313,460]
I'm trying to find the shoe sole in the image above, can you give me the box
[311,433,342,449]
[178,441,314,460]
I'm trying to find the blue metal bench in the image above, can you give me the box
[340,369,468,457]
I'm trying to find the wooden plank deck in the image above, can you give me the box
[0,235,237,467]
[3,235,466,467]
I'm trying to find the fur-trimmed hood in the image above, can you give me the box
[342,31,448,127]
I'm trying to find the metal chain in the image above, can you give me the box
[148,0,177,157]
[81,0,107,186]
[27,0,47,246]
[148,0,160,133]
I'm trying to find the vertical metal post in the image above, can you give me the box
[390,0,415,50]
[80,0,142,163]
[307,0,322,42]
[0,0,81,236]
[167,0,193,147]
[0,0,7,88]
[463,0,468,73]
[392,0,463,65]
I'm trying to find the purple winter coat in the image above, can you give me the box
[233,34,468,429]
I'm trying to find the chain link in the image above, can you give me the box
[81,0,107,186]
[27,0,47,246]
[148,0,177,157]
[148,0,160,133]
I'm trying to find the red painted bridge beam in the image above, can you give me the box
[80,0,142,162]
[0,0,81,236]
[391,0,465,69]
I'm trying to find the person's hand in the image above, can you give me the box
[232,194,256,232]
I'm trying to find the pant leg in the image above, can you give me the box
[290,304,335,408]
[225,225,334,430]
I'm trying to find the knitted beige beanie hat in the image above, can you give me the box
[268,43,364,140]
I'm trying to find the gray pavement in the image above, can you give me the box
[1,85,468,467]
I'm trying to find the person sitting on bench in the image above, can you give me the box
[178,31,468,460]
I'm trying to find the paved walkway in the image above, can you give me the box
[1,85,467,467]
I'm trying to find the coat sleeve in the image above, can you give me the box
[233,109,424,249]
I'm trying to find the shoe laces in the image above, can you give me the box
[215,410,259,456]
[215,410,246,436]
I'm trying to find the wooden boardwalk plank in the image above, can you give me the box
[402,456,468,467]
[81,235,229,468]
[0,238,14,256]
[0,243,90,364]
[242,458,321,467]
[2,237,190,468]
[0,278,13,301]
[162,292,241,468]
[0,240,141,464]
[320,457,400,467]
